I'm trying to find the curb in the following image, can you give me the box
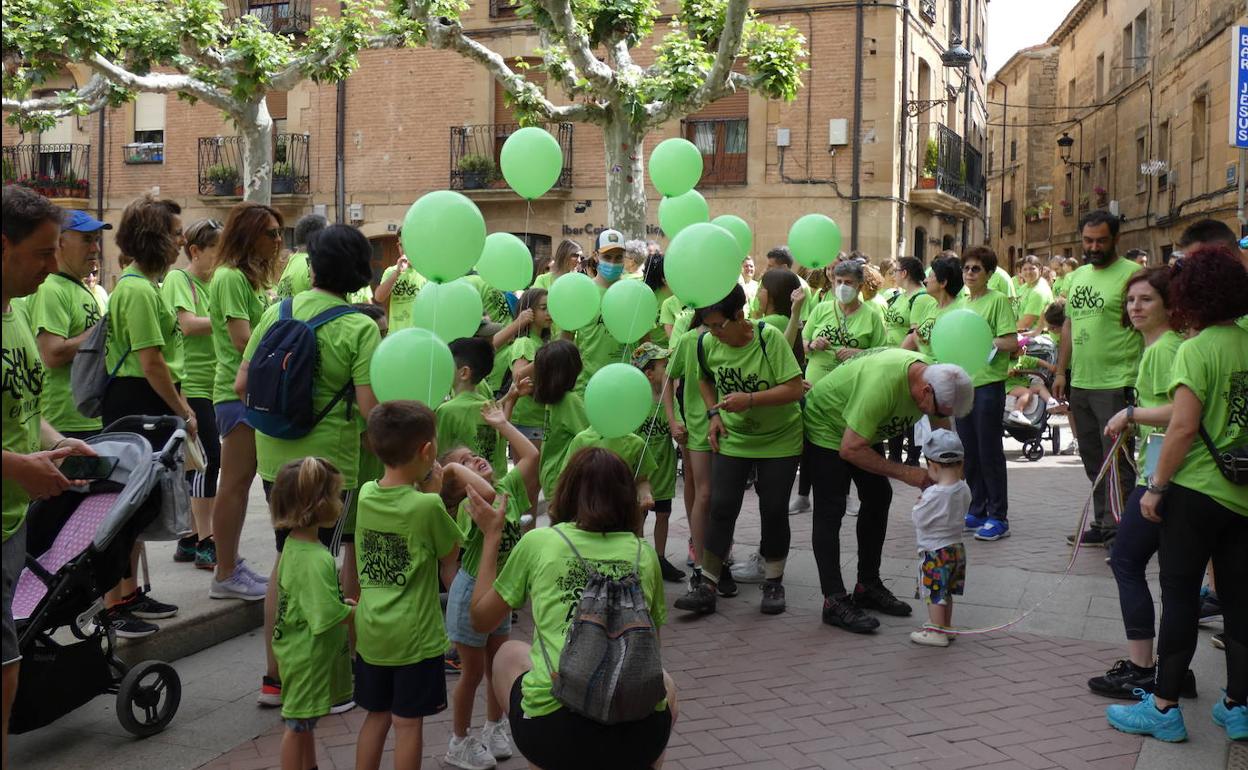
[116,599,263,666]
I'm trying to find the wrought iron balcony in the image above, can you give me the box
[682,117,748,187]
[449,123,573,192]
[197,133,309,197]
[2,143,91,198]
[933,124,984,208]
[226,0,311,35]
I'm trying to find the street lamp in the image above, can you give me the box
[1057,132,1091,169]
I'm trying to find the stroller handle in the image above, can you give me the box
[99,415,188,470]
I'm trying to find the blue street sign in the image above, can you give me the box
[1231,25,1248,148]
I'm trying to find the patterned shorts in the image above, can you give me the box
[916,543,966,606]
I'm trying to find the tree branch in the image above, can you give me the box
[534,0,615,94]
[87,52,242,114]
[696,0,750,102]
[2,73,111,117]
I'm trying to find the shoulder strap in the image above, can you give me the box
[56,272,99,302]
[306,304,359,329]
[1197,424,1224,461]
[278,297,294,322]
[181,269,198,306]
[696,330,712,382]
[550,524,593,575]
[756,321,768,356]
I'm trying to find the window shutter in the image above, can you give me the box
[40,116,73,144]
[134,92,166,132]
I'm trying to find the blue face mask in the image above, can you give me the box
[598,261,624,282]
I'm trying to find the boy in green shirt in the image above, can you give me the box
[374,233,427,332]
[437,337,513,480]
[354,401,461,770]
[631,342,685,582]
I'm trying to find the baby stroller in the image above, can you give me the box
[1002,335,1062,461]
[9,416,189,738]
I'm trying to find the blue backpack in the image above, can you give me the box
[245,298,359,440]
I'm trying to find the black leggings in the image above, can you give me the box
[704,453,799,569]
[1154,484,1248,702]
[1108,486,1159,641]
[805,441,893,597]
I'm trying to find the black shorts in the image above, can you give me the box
[186,397,221,498]
[507,673,672,770]
[353,655,447,718]
[262,481,354,551]
[652,499,672,515]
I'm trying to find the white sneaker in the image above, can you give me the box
[788,493,811,514]
[209,563,266,601]
[481,719,513,760]
[1046,397,1060,409]
[238,558,269,584]
[909,628,951,647]
[445,735,497,770]
[729,552,765,584]
[846,496,860,517]
[1006,410,1030,426]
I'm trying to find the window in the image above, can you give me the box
[1192,93,1208,161]
[1095,54,1105,99]
[1009,139,1017,162]
[1135,129,1147,193]
[125,92,165,164]
[1064,171,1074,214]
[1068,79,1077,119]
[1157,120,1170,191]
[683,78,748,186]
[1122,23,1134,73]
[1124,12,1148,76]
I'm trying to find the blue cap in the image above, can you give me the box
[64,210,112,232]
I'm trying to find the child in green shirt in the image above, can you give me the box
[631,342,686,582]
[436,337,515,480]
[354,401,461,770]
[533,340,589,500]
[268,457,354,770]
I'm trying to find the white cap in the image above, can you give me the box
[596,229,626,253]
[922,429,965,463]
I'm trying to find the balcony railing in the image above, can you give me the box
[197,133,310,196]
[934,124,984,208]
[682,117,748,187]
[226,0,311,34]
[449,123,573,191]
[124,142,164,164]
[2,143,91,198]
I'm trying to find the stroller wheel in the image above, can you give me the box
[1023,442,1044,462]
[116,660,181,737]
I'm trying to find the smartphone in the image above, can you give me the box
[59,455,119,481]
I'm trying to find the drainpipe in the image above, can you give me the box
[897,5,910,253]
[993,77,1006,243]
[849,0,865,251]
[334,1,347,225]
[96,107,107,272]
[961,0,973,249]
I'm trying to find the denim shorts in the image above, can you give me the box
[284,716,319,733]
[916,543,966,606]
[446,568,511,647]
[214,400,250,438]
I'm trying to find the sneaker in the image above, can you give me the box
[674,573,717,614]
[1046,397,1060,409]
[195,536,217,570]
[1212,695,1248,741]
[729,552,765,584]
[852,581,913,617]
[104,608,159,638]
[716,569,738,598]
[238,558,269,584]
[1006,409,1030,426]
[1061,439,1080,455]
[329,698,355,714]
[686,537,695,568]
[910,628,950,647]
[444,649,463,675]
[760,582,786,615]
[975,518,1011,541]
[209,563,267,601]
[658,557,686,583]
[1067,528,1114,548]
[1212,632,1226,650]
[846,496,860,517]
[1199,589,1222,624]
[965,513,987,531]
[1089,660,1155,699]
[788,493,811,514]
[257,676,282,707]
[126,591,179,620]
[822,594,879,633]
[174,534,198,563]
[481,719,514,760]
[1106,692,1187,742]
[445,734,497,770]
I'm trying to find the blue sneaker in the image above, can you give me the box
[1107,691,1187,742]
[964,514,986,531]
[975,518,1010,541]
[1212,695,1248,741]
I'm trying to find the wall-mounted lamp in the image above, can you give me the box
[1057,132,1091,169]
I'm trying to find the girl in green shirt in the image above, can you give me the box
[1015,255,1055,332]
[508,288,553,447]
[533,340,589,500]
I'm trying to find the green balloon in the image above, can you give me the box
[931,309,993,376]
[585,363,652,438]
[547,272,601,330]
[711,214,753,259]
[477,232,534,292]
[787,214,843,269]
[658,190,709,238]
[649,138,705,197]
[402,191,486,282]
[601,279,658,344]
[665,222,741,308]
[411,279,483,342]
[500,127,564,199]
[370,327,454,406]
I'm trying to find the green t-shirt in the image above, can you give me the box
[245,292,381,487]
[1005,354,1044,392]
[759,313,789,333]
[910,294,962,357]
[457,467,530,579]
[465,273,513,325]
[805,348,930,451]
[275,252,311,300]
[539,393,588,499]
[1017,279,1054,329]
[493,523,667,718]
[659,293,683,330]
[29,273,103,432]
[533,272,554,291]
[988,266,1018,310]
[667,322,709,452]
[347,283,373,306]
[160,269,215,401]
[882,288,925,348]
[2,309,44,540]
[105,266,184,383]
[1132,330,1183,484]
[637,397,677,501]
[435,389,508,480]
[1066,258,1143,390]
[962,290,1016,387]
[508,332,546,427]
[1167,324,1248,515]
[208,266,269,404]
[355,481,461,664]
[271,537,353,719]
[565,428,657,482]
[802,301,887,386]
[573,284,631,393]
[90,284,109,314]
[380,264,427,332]
[1052,274,1071,298]
[698,323,803,458]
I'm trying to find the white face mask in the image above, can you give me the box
[835,284,858,304]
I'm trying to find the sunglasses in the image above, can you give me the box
[963,264,984,274]
[264,228,282,239]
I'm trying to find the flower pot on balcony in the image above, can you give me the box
[918,176,937,189]
[461,172,488,190]
[272,176,294,195]
[212,180,234,196]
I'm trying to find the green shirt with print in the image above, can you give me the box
[29,273,103,432]
[805,348,930,451]
[962,289,1016,387]
[379,264,427,332]
[802,301,887,386]
[1017,279,1054,329]
[161,269,215,401]
[1005,354,1044,391]
[457,467,530,579]
[2,310,44,540]
[105,266,184,383]
[509,331,547,428]
[1052,274,1071,298]
[355,482,461,664]
[1167,324,1248,515]
[1132,330,1183,484]
[539,393,588,499]
[435,390,508,480]
[465,273,514,325]
[493,523,667,718]
[909,294,956,357]
[272,537,353,719]
[637,397,677,501]
[698,323,804,458]
[1066,258,1143,390]
[245,292,381,487]
[882,288,925,348]
[565,427,657,482]
[208,266,269,404]
[275,252,311,300]
[659,294,684,332]
[667,318,709,453]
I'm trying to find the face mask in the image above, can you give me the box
[835,284,858,304]
[598,261,624,282]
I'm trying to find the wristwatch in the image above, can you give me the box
[706,408,721,419]
[1126,404,1135,424]
[1146,476,1169,495]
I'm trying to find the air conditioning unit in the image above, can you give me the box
[828,119,848,147]
[348,203,364,223]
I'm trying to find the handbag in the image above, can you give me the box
[1197,426,1248,486]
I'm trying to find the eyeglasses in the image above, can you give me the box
[707,316,736,332]
[929,385,945,416]
[264,228,282,239]
[962,264,984,274]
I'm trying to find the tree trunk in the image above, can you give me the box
[603,114,648,239]
[238,97,273,204]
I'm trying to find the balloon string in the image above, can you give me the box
[632,365,675,482]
